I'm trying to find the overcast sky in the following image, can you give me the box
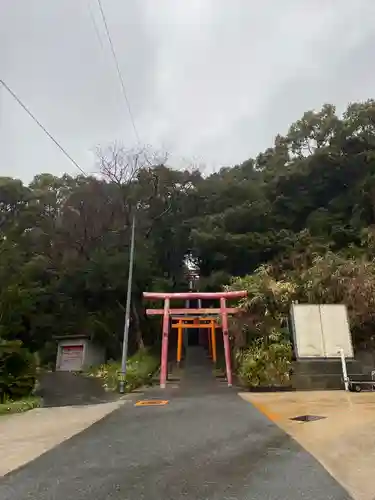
[1,0,375,183]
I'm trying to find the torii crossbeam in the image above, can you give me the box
[143,290,246,388]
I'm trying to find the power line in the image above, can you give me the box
[96,0,141,144]
[88,0,105,50]
[0,78,87,176]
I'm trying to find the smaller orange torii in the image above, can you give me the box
[171,317,219,366]
[143,290,246,388]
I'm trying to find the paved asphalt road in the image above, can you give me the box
[0,348,352,500]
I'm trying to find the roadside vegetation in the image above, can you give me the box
[0,340,38,414]
[86,349,159,392]
[0,396,41,416]
[2,100,375,390]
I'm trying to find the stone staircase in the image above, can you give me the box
[291,359,369,390]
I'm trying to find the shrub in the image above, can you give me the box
[86,348,159,392]
[0,396,41,415]
[0,340,37,403]
[236,331,292,387]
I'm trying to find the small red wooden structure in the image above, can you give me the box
[143,291,246,388]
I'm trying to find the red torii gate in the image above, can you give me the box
[143,290,246,388]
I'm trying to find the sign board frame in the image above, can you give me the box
[290,303,354,359]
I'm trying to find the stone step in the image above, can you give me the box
[291,373,344,391]
[292,360,363,376]
[348,373,375,382]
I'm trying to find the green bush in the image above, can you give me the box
[236,331,292,388]
[86,348,159,392]
[0,396,41,416]
[0,340,37,403]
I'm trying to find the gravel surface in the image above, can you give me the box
[0,348,352,500]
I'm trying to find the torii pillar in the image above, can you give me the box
[143,290,247,388]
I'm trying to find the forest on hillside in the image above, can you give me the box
[2,99,375,391]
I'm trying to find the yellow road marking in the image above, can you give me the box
[135,400,169,407]
[250,400,281,422]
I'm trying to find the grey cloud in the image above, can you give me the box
[1,0,375,182]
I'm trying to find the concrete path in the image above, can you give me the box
[0,348,351,500]
[0,400,127,476]
[240,391,375,500]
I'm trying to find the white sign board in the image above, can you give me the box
[319,305,354,358]
[291,304,324,357]
[291,304,354,359]
[59,345,84,371]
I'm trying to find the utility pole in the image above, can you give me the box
[119,214,136,394]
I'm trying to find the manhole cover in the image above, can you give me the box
[290,415,326,422]
[135,400,169,407]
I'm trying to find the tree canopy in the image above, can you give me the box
[2,99,375,361]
